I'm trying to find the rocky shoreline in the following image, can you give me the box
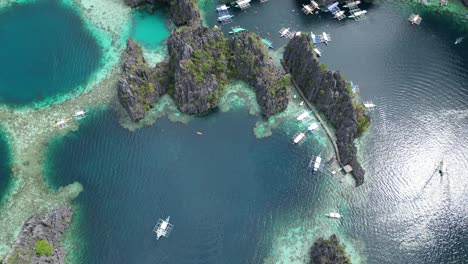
[119,0,288,121]
[121,0,366,185]
[309,234,351,264]
[2,207,73,264]
[283,34,367,186]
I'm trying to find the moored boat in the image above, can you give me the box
[296,111,310,122]
[292,132,306,144]
[313,155,322,171]
[154,216,173,240]
[325,212,341,219]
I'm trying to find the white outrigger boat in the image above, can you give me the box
[321,32,331,45]
[363,101,376,108]
[325,212,341,219]
[296,111,310,122]
[334,10,346,19]
[408,14,422,25]
[54,119,68,129]
[313,155,322,172]
[308,123,319,131]
[348,10,367,19]
[154,216,173,240]
[455,37,464,45]
[313,47,322,57]
[343,0,361,8]
[292,132,306,145]
[279,27,291,38]
[438,159,447,176]
[73,110,86,119]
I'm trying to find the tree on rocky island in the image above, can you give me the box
[35,239,53,256]
[309,234,351,264]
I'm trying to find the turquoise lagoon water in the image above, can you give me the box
[40,1,468,263]
[0,0,101,105]
[131,10,170,49]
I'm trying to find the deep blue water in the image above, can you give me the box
[0,0,101,105]
[47,110,323,263]
[0,132,10,201]
[45,1,468,263]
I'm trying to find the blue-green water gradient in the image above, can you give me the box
[0,0,102,105]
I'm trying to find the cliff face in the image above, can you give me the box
[283,34,365,186]
[121,1,288,119]
[118,38,168,121]
[2,207,73,264]
[229,33,288,117]
[309,235,351,264]
[167,26,228,114]
[166,27,289,116]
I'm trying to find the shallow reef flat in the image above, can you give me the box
[0,0,132,256]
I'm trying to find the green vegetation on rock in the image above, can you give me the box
[35,239,53,256]
[353,102,370,136]
[309,235,351,264]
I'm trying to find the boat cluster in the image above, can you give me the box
[54,110,86,129]
[302,1,367,21]
[293,110,342,220]
[292,111,320,145]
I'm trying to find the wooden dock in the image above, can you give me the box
[282,62,342,166]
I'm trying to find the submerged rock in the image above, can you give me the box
[309,234,351,264]
[283,34,367,186]
[2,207,73,264]
[118,38,167,121]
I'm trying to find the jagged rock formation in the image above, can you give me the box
[120,1,288,119]
[283,34,367,186]
[166,27,288,116]
[309,235,351,264]
[229,33,289,117]
[125,0,201,26]
[2,207,73,264]
[117,38,168,121]
[167,26,229,114]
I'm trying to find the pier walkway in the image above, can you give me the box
[282,62,342,166]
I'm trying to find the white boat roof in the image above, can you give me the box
[75,110,85,115]
[322,32,329,41]
[160,221,168,230]
[56,120,67,125]
[355,10,367,15]
[297,111,309,121]
[316,156,322,163]
[308,123,319,130]
[294,133,305,143]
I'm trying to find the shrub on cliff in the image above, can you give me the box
[35,239,53,256]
